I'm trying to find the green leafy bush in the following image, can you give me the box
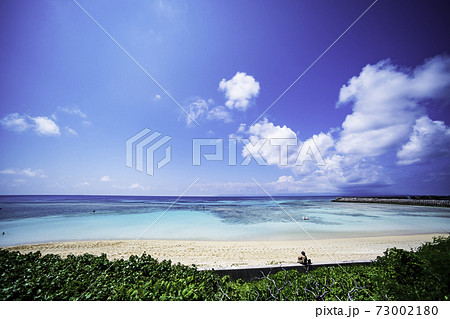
[1,236,448,300]
[372,235,450,300]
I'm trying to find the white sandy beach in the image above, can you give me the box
[4,233,446,268]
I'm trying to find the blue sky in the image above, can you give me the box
[1,0,449,196]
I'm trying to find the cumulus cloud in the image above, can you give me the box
[185,98,209,126]
[266,174,340,194]
[194,174,338,195]
[235,119,330,169]
[0,169,16,175]
[397,116,450,165]
[154,94,161,101]
[336,54,450,158]
[1,106,89,136]
[269,175,302,193]
[54,106,90,130]
[191,180,259,196]
[100,176,112,182]
[64,127,78,136]
[185,98,232,125]
[411,54,450,100]
[236,117,393,192]
[290,132,334,175]
[32,116,61,136]
[219,72,260,111]
[0,168,47,178]
[111,183,151,191]
[182,71,259,125]
[0,113,30,132]
[207,106,233,123]
[228,55,450,194]
[269,154,391,194]
[75,181,90,187]
[1,113,61,136]
[54,106,87,119]
[130,183,150,190]
[236,118,298,166]
[21,168,47,177]
[245,119,297,140]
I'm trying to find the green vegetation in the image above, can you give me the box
[1,236,449,301]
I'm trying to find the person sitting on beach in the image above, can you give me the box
[297,251,310,265]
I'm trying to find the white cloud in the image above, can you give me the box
[269,176,303,193]
[323,156,389,190]
[155,0,185,21]
[130,183,150,190]
[207,106,232,123]
[0,168,47,178]
[397,116,450,165]
[236,118,298,166]
[0,113,31,132]
[236,119,331,169]
[75,181,90,187]
[100,176,112,182]
[2,107,88,136]
[112,183,151,191]
[290,132,334,176]
[236,118,391,192]
[0,169,16,175]
[267,175,336,194]
[191,180,259,195]
[285,154,391,194]
[55,106,87,118]
[237,123,246,133]
[310,132,334,157]
[411,54,450,100]
[1,113,61,136]
[184,98,232,125]
[276,175,294,183]
[227,55,450,194]
[186,98,209,126]
[154,94,161,101]
[182,72,259,125]
[336,55,450,158]
[21,168,46,177]
[32,116,60,136]
[246,119,296,140]
[193,175,338,195]
[219,72,260,111]
[64,126,78,136]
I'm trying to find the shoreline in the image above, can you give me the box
[3,233,446,268]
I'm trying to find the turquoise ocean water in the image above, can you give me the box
[0,195,449,246]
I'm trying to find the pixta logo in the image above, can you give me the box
[192,138,325,166]
[126,129,172,176]
[126,129,326,176]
